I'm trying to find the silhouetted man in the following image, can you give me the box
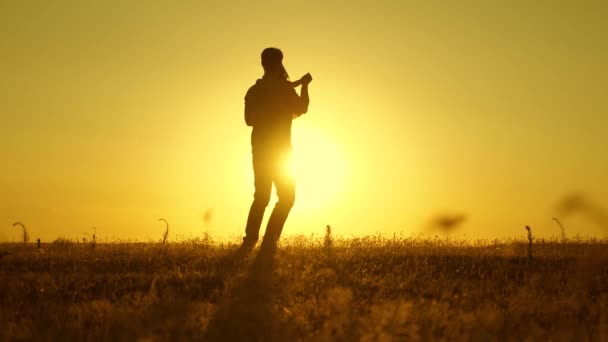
[241,47,312,257]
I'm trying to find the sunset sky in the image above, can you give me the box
[1,1,607,242]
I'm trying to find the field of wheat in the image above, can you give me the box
[1,234,607,341]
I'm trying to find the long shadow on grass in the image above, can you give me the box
[204,251,280,341]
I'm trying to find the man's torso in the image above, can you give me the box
[245,77,299,155]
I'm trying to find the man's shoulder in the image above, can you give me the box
[245,78,295,100]
[245,79,263,99]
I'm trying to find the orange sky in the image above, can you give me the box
[1,1,607,242]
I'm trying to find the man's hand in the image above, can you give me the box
[300,73,313,86]
[289,73,313,88]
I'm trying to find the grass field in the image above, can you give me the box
[1,235,607,341]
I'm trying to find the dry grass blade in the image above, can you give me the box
[525,225,533,259]
[552,218,566,242]
[12,222,29,244]
[159,219,169,244]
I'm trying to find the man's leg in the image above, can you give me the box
[243,157,272,247]
[260,165,295,252]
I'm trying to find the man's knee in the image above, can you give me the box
[277,193,295,209]
[253,190,271,207]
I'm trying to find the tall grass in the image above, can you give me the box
[0,234,606,340]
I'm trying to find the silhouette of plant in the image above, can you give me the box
[203,231,215,246]
[552,218,566,242]
[12,222,29,244]
[324,225,334,263]
[324,225,333,251]
[84,227,97,249]
[159,219,169,244]
[525,226,533,259]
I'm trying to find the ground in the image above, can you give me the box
[1,235,607,341]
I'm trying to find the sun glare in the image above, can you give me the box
[289,125,347,212]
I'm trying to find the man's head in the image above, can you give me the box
[261,47,283,72]
[261,47,290,81]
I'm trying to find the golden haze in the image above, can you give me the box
[1,1,607,241]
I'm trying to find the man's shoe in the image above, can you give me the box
[234,241,256,261]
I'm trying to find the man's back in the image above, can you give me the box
[245,76,308,154]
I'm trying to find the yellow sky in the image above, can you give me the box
[1,1,607,242]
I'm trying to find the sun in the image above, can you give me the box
[288,124,347,211]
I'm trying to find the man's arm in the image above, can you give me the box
[292,73,312,116]
[297,82,309,114]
